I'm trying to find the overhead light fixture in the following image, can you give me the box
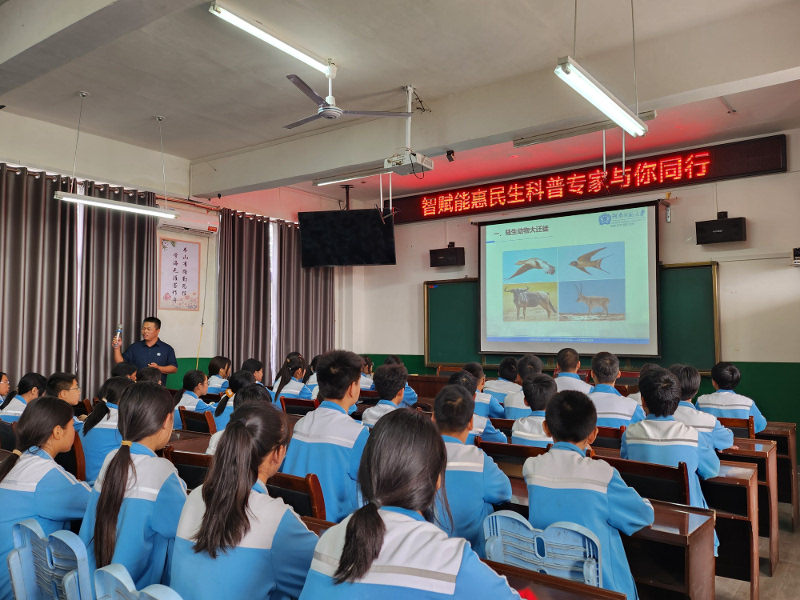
[209,3,334,77]
[55,191,177,218]
[554,56,648,138]
[514,110,656,148]
[313,167,391,187]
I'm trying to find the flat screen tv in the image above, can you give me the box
[298,209,397,267]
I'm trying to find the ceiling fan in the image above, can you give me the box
[284,73,412,129]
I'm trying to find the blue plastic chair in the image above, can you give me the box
[483,510,602,587]
[8,519,93,599]
[94,565,183,600]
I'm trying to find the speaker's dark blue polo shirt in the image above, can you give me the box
[122,339,178,385]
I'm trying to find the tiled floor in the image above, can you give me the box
[715,499,800,600]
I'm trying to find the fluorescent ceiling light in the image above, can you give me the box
[554,56,648,138]
[209,3,332,76]
[55,191,178,218]
[313,167,391,187]
[514,110,656,148]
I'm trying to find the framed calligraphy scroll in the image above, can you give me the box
[159,238,200,311]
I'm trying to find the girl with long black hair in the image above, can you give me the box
[273,354,312,402]
[171,403,318,599]
[173,370,213,426]
[79,382,187,588]
[0,372,47,422]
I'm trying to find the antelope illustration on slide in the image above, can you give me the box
[506,287,558,320]
[573,283,610,316]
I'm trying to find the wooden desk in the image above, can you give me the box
[170,429,211,443]
[406,375,451,398]
[168,435,211,454]
[756,421,798,532]
[718,438,779,575]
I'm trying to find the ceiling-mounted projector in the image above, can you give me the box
[385,150,434,176]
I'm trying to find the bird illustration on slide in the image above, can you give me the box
[569,248,612,275]
[505,257,556,280]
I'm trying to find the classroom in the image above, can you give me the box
[1,2,799,599]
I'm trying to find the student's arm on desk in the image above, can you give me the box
[698,435,721,480]
[483,455,512,505]
[606,470,655,534]
[750,403,767,433]
[711,420,736,450]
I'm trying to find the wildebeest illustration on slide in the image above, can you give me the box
[569,247,611,275]
[505,257,556,280]
[504,285,558,320]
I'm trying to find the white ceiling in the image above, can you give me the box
[0,0,792,160]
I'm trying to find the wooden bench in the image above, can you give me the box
[756,421,798,532]
[594,426,626,450]
[201,392,222,403]
[279,396,316,416]
[718,416,755,439]
[489,418,515,437]
[178,407,217,434]
[597,455,691,506]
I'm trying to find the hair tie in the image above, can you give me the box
[369,499,381,509]
[121,440,133,447]
[226,389,234,397]
[12,449,22,457]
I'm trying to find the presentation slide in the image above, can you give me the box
[480,204,658,356]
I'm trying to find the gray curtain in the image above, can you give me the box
[0,164,79,381]
[277,221,334,361]
[77,184,157,398]
[217,208,272,376]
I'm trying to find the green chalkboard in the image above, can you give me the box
[424,263,719,372]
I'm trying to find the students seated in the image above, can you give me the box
[213,370,256,429]
[622,367,720,553]
[523,390,654,599]
[451,370,503,419]
[359,355,375,390]
[432,386,511,557]
[696,362,767,433]
[383,355,419,408]
[503,354,544,419]
[79,376,135,485]
[47,372,85,430]
[171,403,318,600]
[463,362,499,416]
[136,366,162,384]
[274,354,313,400]
[282,350,369,523]
[669,364,734,450]
[241,358,266,387]
[362,364,407,428]
[80,382,187,588]
[511,375,556,447]
[206,355,232,394]
[173,370,213,425]
[626,363,658,406]
[447,374,507,444]
[0,372,47,422]
[483,357,522,405]
[299,409,522,599]
[0,397,92,597]
[111,362,138,381]
[207,383,272,455]
[305,354,321,391]
[554,348,594,394]
[588,353,645,428]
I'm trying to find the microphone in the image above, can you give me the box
[114,323,123,342]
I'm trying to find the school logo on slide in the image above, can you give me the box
[598,213,612,225]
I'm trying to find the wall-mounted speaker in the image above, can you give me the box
[430,246,465,267]
[696,217,746,244]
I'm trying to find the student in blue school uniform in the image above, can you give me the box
[626,363,659,407]
[0,397,92,600]
[554,348,594,394]
[483,357,522,405]
[135,366,162,384]
[305,354,321,393]
[511,374,556,447]
[282,350,369,523]
[0,372,47,422]
[206,355,232,394]
[362,364,407,428]
[111,361,138,381]
[622,367,721,554]
[212,369,256,429]
[46,372,86,431]
[523,390,654,600]
[588,352,645,428]
[359,354,376,390]
[80,382,187,589]
[206,383,272,455]
[503,354,544,419]
[669,364,735,450]
[299,409,524,600]
[78,376,135,485]
[173,370,214,426]
[432,385,512,557]
[171,403,318,600]
[447,372,507,444]
[274,354,313,401]
[450,370,503,419]
[696,362,767,433]
[383,355,419,408]
[241,358,266,387]
[464,362,501,417]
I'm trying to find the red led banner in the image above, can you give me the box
[391,135,786,224]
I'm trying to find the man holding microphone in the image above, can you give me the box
[112,317,178,385]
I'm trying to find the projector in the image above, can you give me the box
[385,150,434,176]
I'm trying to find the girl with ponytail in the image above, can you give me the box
[273,354,312,402]
[78,376,135,484]
[79,382,187,589]
[0,372,47,422]
[171,403,318,599]
[0,397,91,597]
[206,356,232,394]
[212,369,256,430]
[299,409,522,600]
[173,370,213,425]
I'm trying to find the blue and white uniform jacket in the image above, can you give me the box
[171,481,318,600]
[362,399,399,428]
[78,402,122,485]
[174,391,216,425]
[435,436,511,558]
[674,401,734,450]
[306,372,318,395]
[79,443,188,588]
[398,383,419,409]
[205,430,224,455]
[467,414,507,445]
[588,385,646,428]
[299,506,521,599]
[360,373,375,390]
[498,390,530,420]
[627,391,643,406]
[482,378,521,405]
[473,391,505,419]
[0,447,91,599]
[206,375,229,394]
[511,411,552,447]
[0,396,28,422]
[696,390,767,433]
[274,377,313,401]
[555,372,594,394]
[281,401,369,523]
[523,443,654,600]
